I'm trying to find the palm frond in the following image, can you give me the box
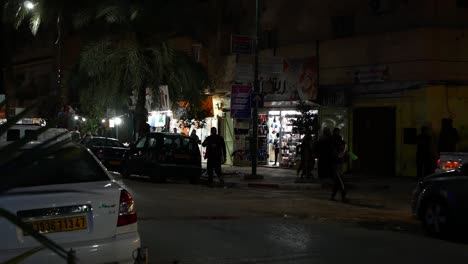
[29,10,41,35]
[72,7,94,29]
[96,5,127,25]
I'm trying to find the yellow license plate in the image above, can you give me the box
[27,216,88,234]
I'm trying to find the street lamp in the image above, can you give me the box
[114,117,122,140]
[74,115,79,120]
[82,118,86,122]
[101,119,106,123]
[24,1,35,10]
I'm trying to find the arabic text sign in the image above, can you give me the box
[231,85,252,119]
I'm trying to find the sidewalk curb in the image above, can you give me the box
[224,181,322,190]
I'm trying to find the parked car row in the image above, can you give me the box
[1,128,201,263]
[82,132,202,183]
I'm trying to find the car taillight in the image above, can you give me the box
[437,159,441,168]
[443,160,460,170]
[117,189,137,226]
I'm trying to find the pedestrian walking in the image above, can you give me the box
[302,130,314,178]
[273,133,280,166]
[416,125,437,180]
[202,127,227,186]
[330,128,349,202]
[317,127,333,180]
[190,129,200,144]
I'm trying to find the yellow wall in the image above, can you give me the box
[426,86,468,152]
[352,85,468,177]
[320,28,468,85]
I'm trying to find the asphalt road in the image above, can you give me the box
[120,177,468,264]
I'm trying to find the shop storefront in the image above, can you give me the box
[231,108,320,168]
[230,55,320,168]
[266,110,318,168]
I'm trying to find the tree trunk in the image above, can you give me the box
[134,84,148,141]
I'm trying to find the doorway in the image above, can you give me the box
[352,107,396,176]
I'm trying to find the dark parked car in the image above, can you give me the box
[412,163,468,238]
[121,132,201,183]
[81,137,129,172]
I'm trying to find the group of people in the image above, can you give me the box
[178,126,227,187]
[297,127,349,202]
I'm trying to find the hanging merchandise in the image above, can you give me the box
[148,113,157,127]
[155,112,165,127]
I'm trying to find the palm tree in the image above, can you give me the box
[73,0,217,139]
[2,0,96,98]
[3,0,222,138]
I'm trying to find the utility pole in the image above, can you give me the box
[251,0,260,177]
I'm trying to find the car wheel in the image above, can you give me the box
[422,198,451,237]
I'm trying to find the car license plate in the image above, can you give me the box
[109,160,121,165]
[26,215,88,235]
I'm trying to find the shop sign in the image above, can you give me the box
[353,65,389,84]
[261,57,318,102]
[159,85,170,111]
[235,64,254,84]
[231,35,254,54]
[231,85,252,119]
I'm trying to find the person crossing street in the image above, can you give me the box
[330,128,349,203]
[202,127,227,187]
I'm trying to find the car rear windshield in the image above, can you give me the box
[2,146,110,189]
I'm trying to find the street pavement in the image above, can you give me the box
[140,218,468,264]
[118,176,468,264]
[217,165,417,192]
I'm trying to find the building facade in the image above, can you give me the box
[229,0,468,176]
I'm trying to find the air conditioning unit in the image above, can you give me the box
[369,0,393,14]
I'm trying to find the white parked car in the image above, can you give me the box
[0,124,72,149]
[0,142,141,263]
